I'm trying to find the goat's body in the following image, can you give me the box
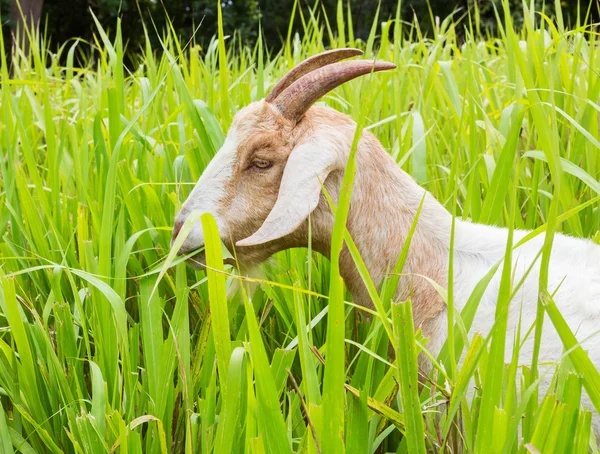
[454,221,600,368]
[453,221,600,433]
[174,90,600,436]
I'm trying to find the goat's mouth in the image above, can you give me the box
[181,247,237,270]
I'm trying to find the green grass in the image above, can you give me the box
[1,0,600,452]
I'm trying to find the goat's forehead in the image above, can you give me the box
[230,101,288,143]
[204,104,281,172]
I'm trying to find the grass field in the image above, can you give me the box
[1,0,600,452]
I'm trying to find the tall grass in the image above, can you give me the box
[1,1,599,452]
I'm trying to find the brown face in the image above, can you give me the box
[171,50,395,268]
[218,111,301,262]
[171,102,303,266]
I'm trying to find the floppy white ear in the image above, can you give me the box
[236,140,340,247]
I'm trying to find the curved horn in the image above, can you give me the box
[274,60,396,122]
[265,48,363,103]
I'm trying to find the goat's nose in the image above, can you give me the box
[172,219,184,242]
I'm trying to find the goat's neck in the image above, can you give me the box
[312,132,453,340]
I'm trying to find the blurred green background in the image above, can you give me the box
[2,0,598,62]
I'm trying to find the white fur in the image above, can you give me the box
[452,220,600,362]
[395,193,600,432]
[391,197,600,369]
[450,218,600,432]
[175,128,238,252]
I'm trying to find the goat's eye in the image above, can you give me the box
[252,159,272,169]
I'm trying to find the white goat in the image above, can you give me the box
[172,49,600,432]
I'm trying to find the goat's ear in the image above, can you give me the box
[236,141,339,247]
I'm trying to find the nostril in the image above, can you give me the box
[172,219,183,241]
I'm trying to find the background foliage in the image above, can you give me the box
[2,0,599,62]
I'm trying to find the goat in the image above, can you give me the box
[172,48,600,433]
